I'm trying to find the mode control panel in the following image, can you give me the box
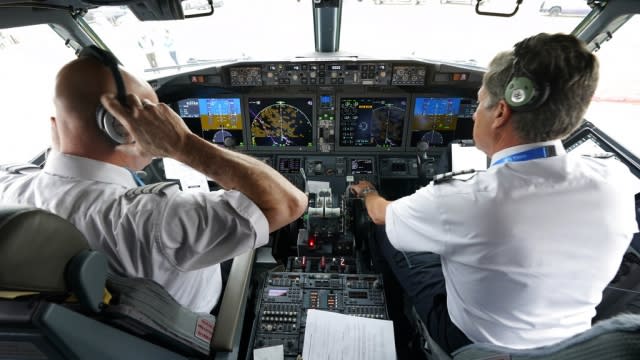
[391,65,427,86]
[228,63,394,87]
[229,66,262,86]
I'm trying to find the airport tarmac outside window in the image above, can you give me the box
[87,2,314,80]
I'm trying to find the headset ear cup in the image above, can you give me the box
[96,104,128,144]
[504,76,537,109]
[96,104,108,133]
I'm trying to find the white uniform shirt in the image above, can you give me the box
[0,151,269,313]
[386,140,640,349]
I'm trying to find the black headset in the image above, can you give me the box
[503,42,551,112]
[78,45,130,144]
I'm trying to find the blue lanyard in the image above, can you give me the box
[129,169,145,186]
[491,145,557,166]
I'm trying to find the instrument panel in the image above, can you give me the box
[172,93,477,154]
[158,59,484,186]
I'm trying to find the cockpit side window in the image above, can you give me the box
[586,15,640,158]
[0,25,76,163]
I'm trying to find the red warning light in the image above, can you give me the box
[308,234,317,249]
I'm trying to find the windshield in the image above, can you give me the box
[5,0,633,164]
[88,0,590,79]
[0,25,76,163]
[585,15,640,157]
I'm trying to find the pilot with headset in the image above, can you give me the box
[351,33,640,353]
[0,46,307,313]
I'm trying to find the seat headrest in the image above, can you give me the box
[0,205,90,293]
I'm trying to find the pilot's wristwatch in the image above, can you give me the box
[360,187,377,198]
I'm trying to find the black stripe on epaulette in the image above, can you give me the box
[125,181,180,198]
[0,163,41,175]
[581,152,616,159]
[432,169,478,185]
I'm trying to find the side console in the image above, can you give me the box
[251,272,388,359]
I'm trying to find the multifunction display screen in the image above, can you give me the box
[177,98,244,147]
[339,97,407,149]
[410,97,476,147]
[248,97,314,148]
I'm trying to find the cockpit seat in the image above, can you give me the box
[415,307,640,360]
[0,205,209,359]
[103,274,215,356]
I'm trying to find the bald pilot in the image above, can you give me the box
[0,49,308,313]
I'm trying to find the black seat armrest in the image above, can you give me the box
[211,249,255,352]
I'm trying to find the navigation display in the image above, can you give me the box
[177,98,244,147]
[338,97,407,150]
[248,97,314,149]
[409,97,475,147]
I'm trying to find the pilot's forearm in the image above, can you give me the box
[363,192,390,225]
[174,133,307,232]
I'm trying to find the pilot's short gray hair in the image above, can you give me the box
[482,33,599,142]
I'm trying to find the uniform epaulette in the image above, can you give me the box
[125,181,180,198]
[0,163,41,175]
[432,169,477,185]
[581,152,616,159]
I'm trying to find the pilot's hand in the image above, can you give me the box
[349,180,376,198]
[100,93,192,158]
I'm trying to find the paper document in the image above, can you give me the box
[451,143,488,180]
[302,309,396,360]
[253,344,284,360]
[451,143,488,172]
[162,158,209,193]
